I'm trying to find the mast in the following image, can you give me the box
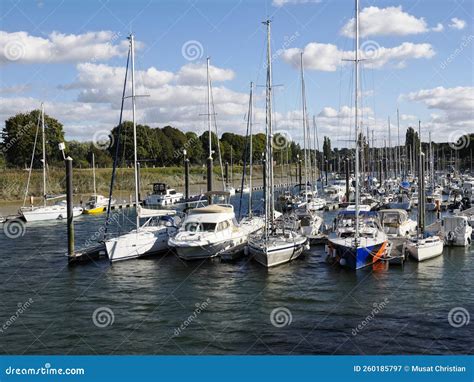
[41,103,46,207]
[397,108,401,178]
[300,52,308,203]
[354,0,361,243]
[92,152,96,196]
[129,34,139,229]
[249,82,254,216]
[388,116,391,179]
[312,115,318,193]
[263,19,274,237]
[206,57,214,193]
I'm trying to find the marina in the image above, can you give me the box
[0,0,473,366]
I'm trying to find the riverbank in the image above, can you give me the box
[0,165,298,202]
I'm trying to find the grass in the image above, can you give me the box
[0,165,275,202]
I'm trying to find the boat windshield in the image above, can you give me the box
[185,222,216,232]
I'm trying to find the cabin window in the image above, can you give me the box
[185,222,216,232]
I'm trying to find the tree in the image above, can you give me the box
[2,110,65,168]
[323,136,332,161]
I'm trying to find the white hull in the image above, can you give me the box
[21,206,83,222]
[405,237,444,261]
[248,234,307,267]
[105,226,174,262]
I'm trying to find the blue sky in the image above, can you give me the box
[0,0,472,147]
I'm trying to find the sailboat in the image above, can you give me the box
[405,128,444,261]
[293,52,323,240]
[325,0,389,270]
[104,34,179,262]
[168,62,264,260]
[83,153,115,214]
[225,146,236,195]
[20,103,83,222]
[248,20,308,268]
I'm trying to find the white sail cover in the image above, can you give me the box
[137,206,176,218]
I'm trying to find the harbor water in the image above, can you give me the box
[0,192,472,355]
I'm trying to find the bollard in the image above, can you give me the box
[66,156,75,261]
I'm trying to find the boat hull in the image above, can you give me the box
[405,240,444,261]
[21,206,83,222]
[326,239,388,270]
[249,236,307,267]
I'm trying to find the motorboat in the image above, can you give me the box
[145,183,183,207]
[379,209,417,238]
[441,215,472,246]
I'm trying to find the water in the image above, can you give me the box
[0,194,472,355]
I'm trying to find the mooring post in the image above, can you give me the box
[137,161,141,203]
[207,156,213,193]
[345,157,350,203]
[325,160,328,186]
[224,161,229,186]
[298,158,302,190]
[184,151,190,201]
[66,156,75,261]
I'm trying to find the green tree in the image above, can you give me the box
[2,109,65,168]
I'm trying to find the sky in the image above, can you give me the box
[0,0,473,149]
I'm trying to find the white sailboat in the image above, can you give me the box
[405,131,444,262]
[325,0,389,270]
[104,34,178,262]
[20,103,83,222]
[248,20,308,268]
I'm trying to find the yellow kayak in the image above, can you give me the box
[83,206,106,215]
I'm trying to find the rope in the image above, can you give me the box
[22,112,41,207]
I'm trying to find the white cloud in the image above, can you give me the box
[449,17,466,30]
[401,86,474,139]
[282,41,435,71]
[272,0,320,7]
[432,23,444,32]
[0,30,131,65]
[175,63,235,85]
[340,6,429,38]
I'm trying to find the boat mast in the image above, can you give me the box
[129,34,139,230]
[397,108,401,178]
[264,19,274,236]
[92,152,96,196]
[249,81,254,216]
[206,57,213,193]
[354,0,361,243]
[41,103,46,207]
[300,52,308,203]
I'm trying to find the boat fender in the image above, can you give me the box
[447,231,455,242]
[339,258,346,266]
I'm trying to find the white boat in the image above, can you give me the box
[169,193,263,260]
[426,193,442,211]
[145,182,183,207]
[104,34,177,263]
[248,20,307,268]
[323,185,345,203]
[387,194,412,210]
[294,206,323,238]
[224,186,236,196]
[83,194,114,214]
[379,209,417,238]
[441,215,472,246]
[405,235,444,261]
[19,103,83,222]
